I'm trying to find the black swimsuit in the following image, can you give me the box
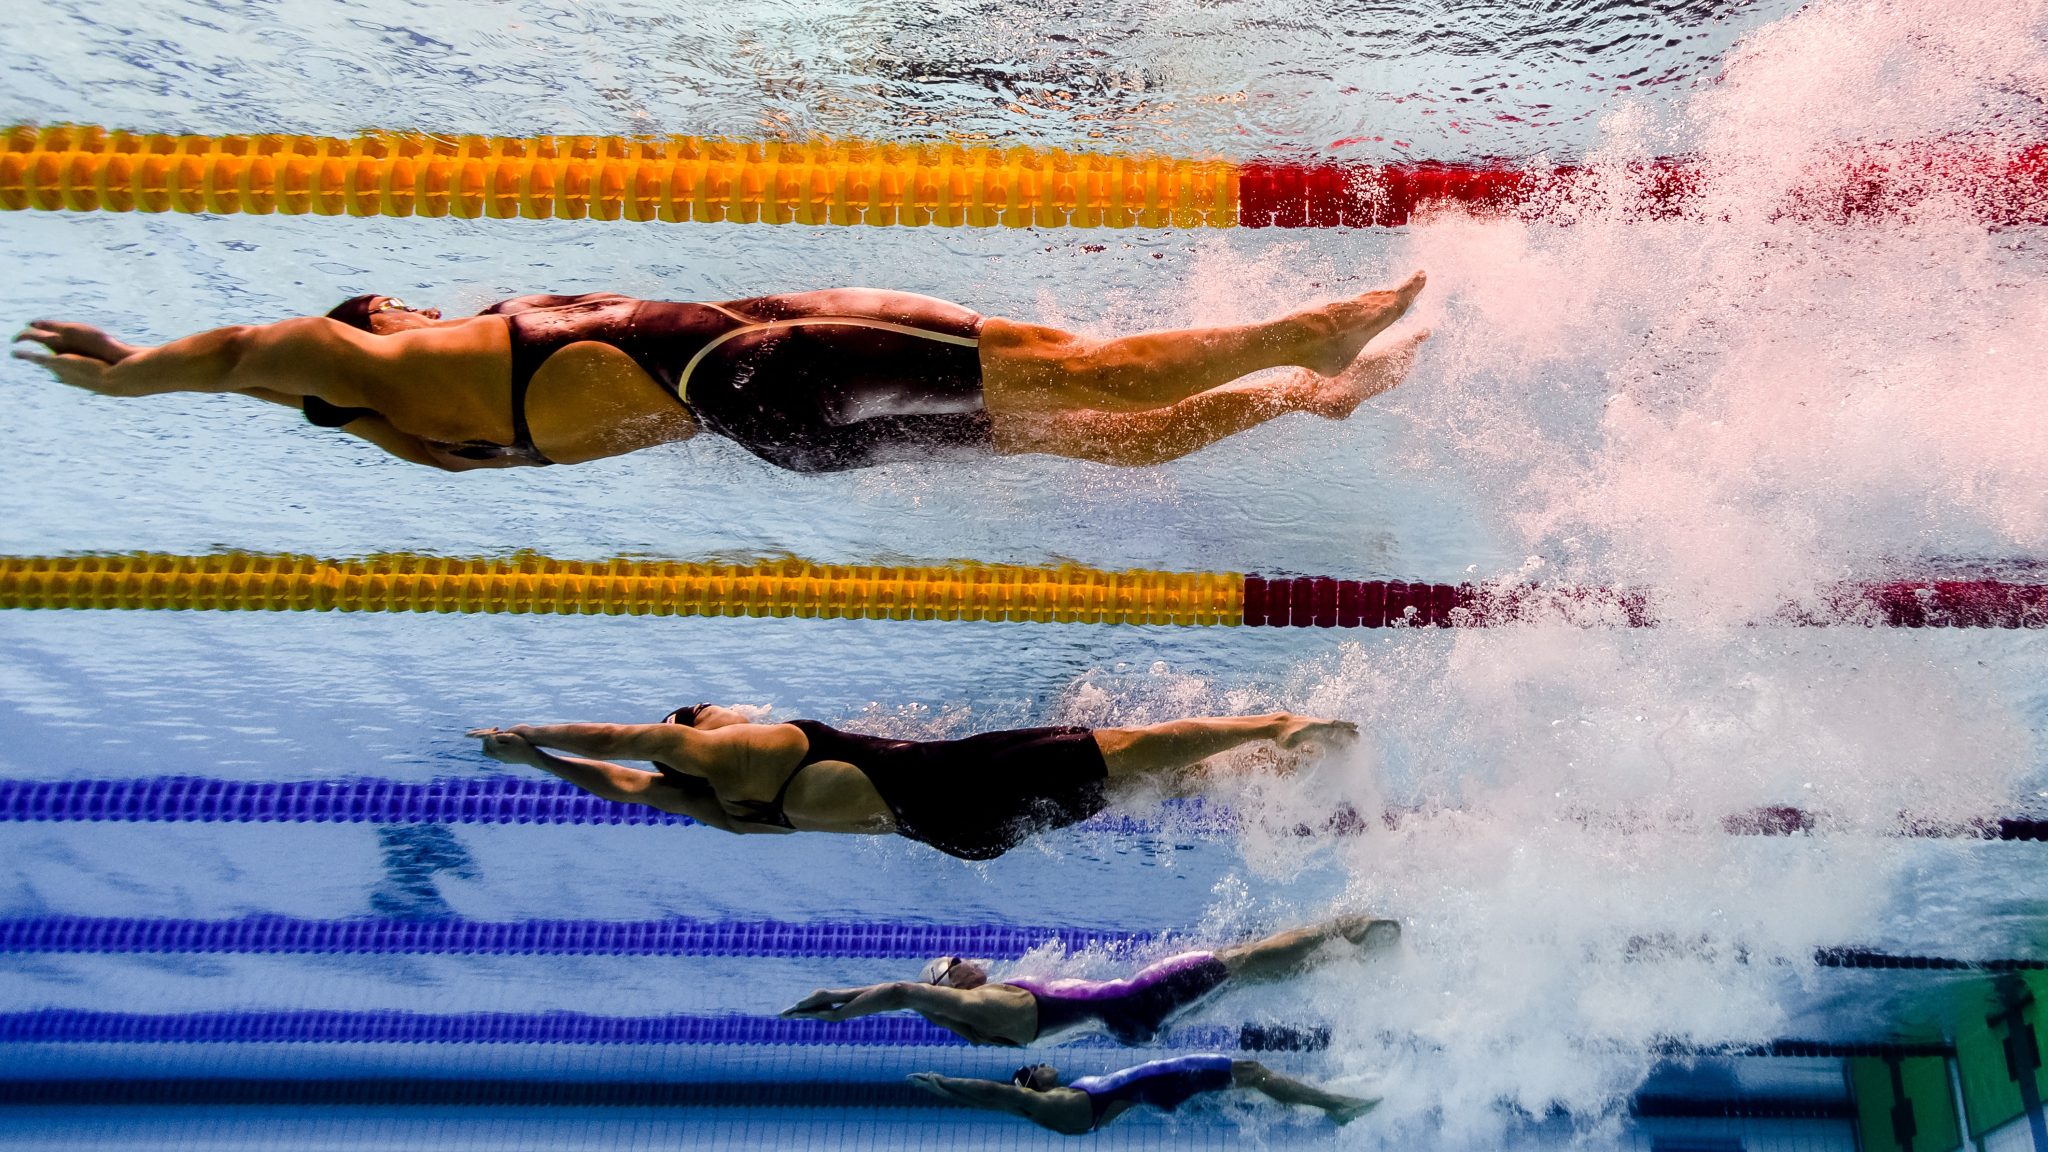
[304,289,993,473]
[657,717,1110,860]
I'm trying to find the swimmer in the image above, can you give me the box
[909,1054,1378,1133]
[783,915,1399,1046]
[468,704,1356,861]
[14,278,1426,473]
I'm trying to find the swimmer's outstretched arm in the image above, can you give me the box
[14,318,370,399]
[493,722,684,762]
[468,728,771,835]
[782,982,986,1026]
[471,729,666,804]
[502,720,793,767]
[906,1074,1091,1134]
[781,982,899,1019]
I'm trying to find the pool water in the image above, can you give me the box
[1,0,2045,1148]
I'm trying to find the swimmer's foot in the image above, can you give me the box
[1295,270,1426,376]
[1327,1095,1382,1126]
[1273,715,1360,753]
[1292,327,1430,420]
[1334,915,1402,952]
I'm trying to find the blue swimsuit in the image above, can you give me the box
[1070,1055,1236,1128]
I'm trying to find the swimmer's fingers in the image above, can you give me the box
[15,321,126,362]
[781,990,848,1017]
[905,1073,953,1098]
[10,348,110,390]
[475,731,537,764]
[465,727,502,738]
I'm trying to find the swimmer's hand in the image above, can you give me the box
[781,988,862,1019]
[905,1072,956,1099]
[468,727,542,766]
[15,320,138,365]
[1274,715,1360,753]
[13,321,142,392]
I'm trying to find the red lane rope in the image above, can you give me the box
[1238,143,2048,227]
[1240,576,2048,628]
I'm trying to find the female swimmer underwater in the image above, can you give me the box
[783,914,1400,1046]
[469,703,1356,861]
[909,1055,1377,1133]
[13,277,1426,473]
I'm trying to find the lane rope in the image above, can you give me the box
[0,1078,960,1109]
[0,913,1148,959]
[0,776,2040,841]
[0,913,2036,972]
[0,1009,1929,1064]
[0,1009,1319,1051]
[5,125,2042,228]
[2,552,2041,628]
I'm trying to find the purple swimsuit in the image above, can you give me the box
[1006,951,1232,1045]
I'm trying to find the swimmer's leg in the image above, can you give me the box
[978,272,1424,415]
[1091,713,1358,784]
[1231,1061,1379,1125]
[993,329,1427,467]
[1214,916,1402,983]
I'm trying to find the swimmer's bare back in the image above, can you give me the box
[13,273,1426,473]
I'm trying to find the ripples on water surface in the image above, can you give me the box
[3,0,1792,157]
[1,0,2047,1146]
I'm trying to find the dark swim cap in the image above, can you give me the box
[662,704,710,727]
[325,294,384,332]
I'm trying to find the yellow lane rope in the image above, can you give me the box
[0,125,1240,229]
[0,552,1243,626]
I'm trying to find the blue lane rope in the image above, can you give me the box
[0,1009,1933,1062]
[0,776,687,826]
[0,914,2038,972]
[3,776,2042,840]
[0,1078,954,1109]
[0,775,1226,834]
[0,914,1146,959]
[0,1009,1324,1051]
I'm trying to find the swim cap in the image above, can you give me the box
[324,294,384,332]
[920,957,960,985]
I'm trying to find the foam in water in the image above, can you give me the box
[1167,0,2047,1141]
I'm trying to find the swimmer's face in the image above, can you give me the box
[690,705,753,731]
[1012,1064,1061,1092]
[364,296,443,334]
[921,956,988,989]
